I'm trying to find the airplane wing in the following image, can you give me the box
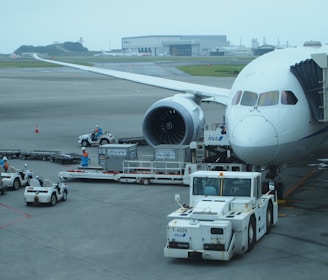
[33,54,230,106]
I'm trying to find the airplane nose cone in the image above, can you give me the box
[230,116,278,165]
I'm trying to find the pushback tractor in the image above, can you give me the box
[164,170,278,261]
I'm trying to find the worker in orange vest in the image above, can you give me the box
[2,157,9,172]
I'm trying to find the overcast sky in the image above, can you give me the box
[1,0,327,53]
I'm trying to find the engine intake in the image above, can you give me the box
[142,94,204,146]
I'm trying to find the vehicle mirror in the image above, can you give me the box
[175,194,184,208]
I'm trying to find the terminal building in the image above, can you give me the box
[121,35,230,56]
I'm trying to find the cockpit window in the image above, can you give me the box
[258,91,279,106]
[231,90,242,105]
[281,90,298,105]
[236,90,298,107]
[240,91,258,106]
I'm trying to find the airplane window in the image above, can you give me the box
[258,91,279,106]
[281,90,298,105]
[231,90,242,105]
[240,91,258,106]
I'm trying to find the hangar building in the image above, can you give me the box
[121,35,230,56]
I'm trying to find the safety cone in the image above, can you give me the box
[35,124,39,133]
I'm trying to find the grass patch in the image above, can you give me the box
[0,59,61,68]
[0,58,93,68]
[0,55,250,77]
[177,64,245,77]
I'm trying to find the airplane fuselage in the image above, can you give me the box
[227,47,328,165]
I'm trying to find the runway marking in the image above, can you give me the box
[0,203,31,229]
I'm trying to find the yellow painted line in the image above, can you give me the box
[279,206,294,209]
[278,199,287,205]
[285,168,317,198]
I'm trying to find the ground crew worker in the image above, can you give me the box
[2,157,9,172]
[81,147,89,167]
[94,125,103,140]
[91,129,96,141]
[97,126,103,137]
[35,176,44,186]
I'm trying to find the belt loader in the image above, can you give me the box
[164,170,278,261]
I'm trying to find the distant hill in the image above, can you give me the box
[14,42,89,56]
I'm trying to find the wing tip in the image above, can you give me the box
[32,53,40,60]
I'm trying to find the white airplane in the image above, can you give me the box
[9,53,21,59]
[33,45,328,195]
[94,50,137,57]
[93,50,119,57]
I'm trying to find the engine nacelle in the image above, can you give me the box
[142,93,205,146]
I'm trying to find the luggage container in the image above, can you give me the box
[98,144,138,172]
[153,145,191,162]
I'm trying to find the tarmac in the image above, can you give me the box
[0,61,327,280]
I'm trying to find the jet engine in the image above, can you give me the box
[142,93,205,146]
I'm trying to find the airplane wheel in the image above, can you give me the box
[276,183,285,199]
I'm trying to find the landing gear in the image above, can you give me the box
[261,165,284,199]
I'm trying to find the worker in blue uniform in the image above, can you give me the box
[94,125,103,140]
[81,147,89,167]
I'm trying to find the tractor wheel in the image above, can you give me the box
[50,193,57,206]
[13,178,21,190]
[266,202,273,234]
[82,140,89,147]
[247,216,256,252]
[100,139,109,145]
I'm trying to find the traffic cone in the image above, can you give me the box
[35,124,39,133]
